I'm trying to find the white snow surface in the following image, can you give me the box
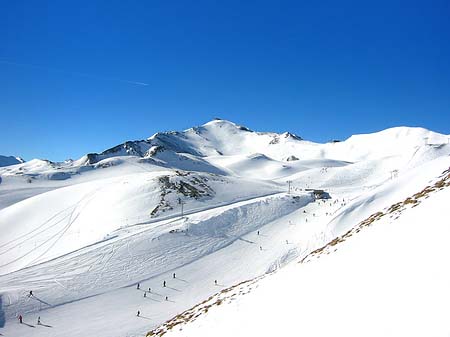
[161,158,450,337]
[0,119,449,337]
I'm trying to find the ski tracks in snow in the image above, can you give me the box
[0,187,104,273]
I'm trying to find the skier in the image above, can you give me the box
[286,240,289,244]
[163,280,166,287]
[214,280,217,285]
[173,272,176,279]
[257,230,260,235]
[18,315,23,324]
[29,290,33,297]
[148,287,151,293]
[37,316,41,325]
[165,296,168,301]
[136,283,140,290]
[259,246,262,251]
[144,292,147,298]
[137,310,140,317]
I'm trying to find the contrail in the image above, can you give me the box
[0,59,149,86]
[123,80,149,86]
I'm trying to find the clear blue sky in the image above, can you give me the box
[1,0,449,161]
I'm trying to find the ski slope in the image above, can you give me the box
[0,119,449,337]
[0,169,280,275]
[0,191,329,337]
[158,158,450,337]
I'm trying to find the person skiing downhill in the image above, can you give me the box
[37,316,41,325]
[137,310,140,317]
[143,292,147,298]
[136,283,140,290]
[173,273,176,279]
[214,280,217,285]
[18,315,22,324]
[163,280,166,287]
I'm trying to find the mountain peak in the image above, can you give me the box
[202,118,253,132]
[281,132,303,141]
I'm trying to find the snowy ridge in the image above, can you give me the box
[1,120,448,181]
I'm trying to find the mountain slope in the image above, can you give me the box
[0,120,449,337]
[0,155,24,167]
[0,170,280,275]
[154,160,450,337]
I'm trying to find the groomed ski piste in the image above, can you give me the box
[0,119,449,337]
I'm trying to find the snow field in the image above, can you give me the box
[0,190,350,337]
[160,168,450,337]
[0,120,449,337]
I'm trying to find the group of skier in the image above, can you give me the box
[136,274,221,317]
[17,291,38,325]
[17,290,42,326]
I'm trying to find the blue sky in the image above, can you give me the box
[1,0,449,161]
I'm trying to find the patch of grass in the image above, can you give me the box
[146,279,259,337]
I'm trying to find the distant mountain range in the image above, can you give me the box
[0,155,24,167]
[1,119,448,180]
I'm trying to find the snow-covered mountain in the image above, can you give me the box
[1,119,448,181]
[0,155,24,167]
[0,119,449,337]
